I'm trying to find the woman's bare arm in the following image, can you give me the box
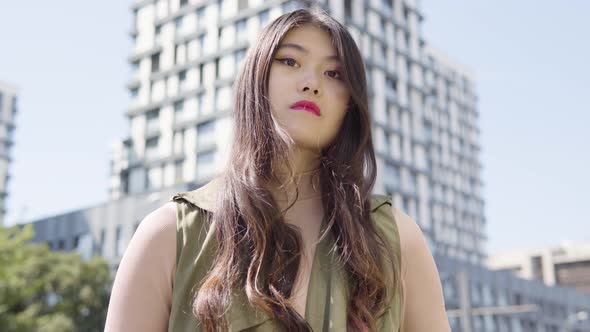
[394,207,451,332]
[104,202,177,332]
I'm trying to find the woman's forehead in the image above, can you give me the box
[278,25,338,58]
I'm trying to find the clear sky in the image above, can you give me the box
[0,0,131,227]
[420,0,590,254]
[1,1,588,255]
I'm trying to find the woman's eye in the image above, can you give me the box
[277,58,298,67]
[326,70,342,80]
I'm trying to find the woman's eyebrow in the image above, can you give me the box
[277,43,340,61]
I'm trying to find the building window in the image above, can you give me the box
[196,6,206,29]
[238,0,249,10]
[175,15,184,31]
[144,169,151,190]
[219,22,226,40]
[236,19,247,42]
[403,170,416,194]
[175,159,184,184]
[197,119,215,134]
[199,63,204,85]
[215,58,219,79]
[197,119,216,148]
[402,196,410,213]
[174,44,180,64]
[146,136,159,148]
[145,137,160,159]
[99,229,105,254]
[145,108,160,123]
[344,0,352,19]
[382,0,392,11]
[532,255,544,280]
[383,132,391,155]
[131,60,139,72]
[404,32,410,51]
[151,52,160,72]
[282,0,304,13]
[180,0,188,7]
[178,70,186,90]
[196,93,204,113]
[403,4,410,23]
[155,24,161,43]
[384,162,400,188]
[386,77,397,92]
[259,9,269,27]
[379,17,386,37]
[73,235,80,249]
[130,87,139,98]
[196,149,216,177]
[424,120,433,142]
[198,34,206,56]
[132,8,138,29]
[197,151,215,164]
[115,225,122,256]
[235,49,246,71]
[12,96,19,114]
[174,100,184,114]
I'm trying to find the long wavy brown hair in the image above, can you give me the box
[192,7,400,332]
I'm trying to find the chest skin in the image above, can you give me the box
[278,196,325,319]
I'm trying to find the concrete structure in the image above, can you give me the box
[0,81,19,227]
[488,243,590,295]
[30,184,191,271]
[438,255,590,332]
[109,0,486,264]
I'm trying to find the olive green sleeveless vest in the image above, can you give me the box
[168,177,402,331]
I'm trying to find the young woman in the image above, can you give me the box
[105,7,450,332]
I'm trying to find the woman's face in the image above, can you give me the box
[268,24,350,153]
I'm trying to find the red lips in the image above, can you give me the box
[290,100,321,116]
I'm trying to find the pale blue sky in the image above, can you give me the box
[421,0,590,254]
[0,1,131,228]
[1,1,588,255]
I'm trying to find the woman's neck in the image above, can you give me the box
[270,166,322,202]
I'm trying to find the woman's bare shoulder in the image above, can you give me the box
[135,201,177,243]
[104,202,179,331]
[390,206,451,331]
[391,207,425,254]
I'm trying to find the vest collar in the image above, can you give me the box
[176,176,391,214]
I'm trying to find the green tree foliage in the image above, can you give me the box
[0,224,112,332]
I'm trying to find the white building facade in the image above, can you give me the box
[0,81,18,227]
[109,0,486,263]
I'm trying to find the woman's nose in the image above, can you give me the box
[303,86,319,95]
[298,71,321,96]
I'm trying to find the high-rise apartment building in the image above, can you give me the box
[422,46,485,264]
[0,81,18,227]
[109,0,486,263]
